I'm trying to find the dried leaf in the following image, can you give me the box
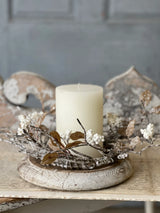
[50,130,61,142]
[130,136,141,148]
[126,120,135,138]
[140,90,152,107]
[39,124,48,131]
[28,132,33,137]
[70,131,84,140]
[49,130,64,147]
[118,120,129,137]
[150,105,160,114]
[107,113,118,126]
[50,130,65,148]
[66,141,83,149]
[41,152,58,165]
[48,139,59,151]
[50,138,58,146]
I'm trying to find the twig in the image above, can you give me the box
[77,118,106,153]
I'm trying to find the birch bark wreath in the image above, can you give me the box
[2,88,160,170]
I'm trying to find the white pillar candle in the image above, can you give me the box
[56,84,103,157]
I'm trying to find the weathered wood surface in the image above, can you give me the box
[3,71,55,109]
[104,66,160,133]
[0,141,160,201]
[18,157,133,191]
[0,198,39,212]
[0,71,55,130]
[104,66,160,117]
[0,72,55,211]
[0,76,18,128]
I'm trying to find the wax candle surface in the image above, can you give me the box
[56,84,103,157]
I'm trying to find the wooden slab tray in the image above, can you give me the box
[18,157,133,191]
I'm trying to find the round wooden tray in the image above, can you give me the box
[18,156,133,191]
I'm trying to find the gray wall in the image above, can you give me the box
[0,0,160,87]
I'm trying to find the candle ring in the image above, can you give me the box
[1,89,159,170]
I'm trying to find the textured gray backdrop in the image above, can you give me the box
[0,0,160,87]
